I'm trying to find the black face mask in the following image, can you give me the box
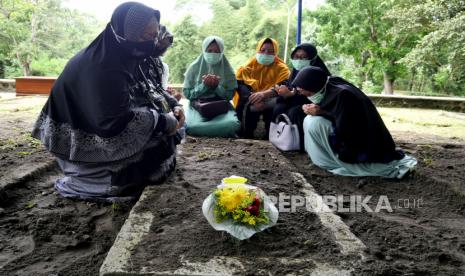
[152,40,171,57]
[124,40,156,58]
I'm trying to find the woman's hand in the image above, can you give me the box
[202,74,220,88]
[276,85,294,98]
[249,92,265,104]
[165,112,179,136]
[252,101,267,111]
[302,104,322,116]
[173,106,185,130]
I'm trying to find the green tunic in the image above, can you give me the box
[183,36,240,138]
[184,83,240,137]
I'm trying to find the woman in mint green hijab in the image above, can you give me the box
[183,36,240,137]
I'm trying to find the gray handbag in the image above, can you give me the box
[269,113,300,151]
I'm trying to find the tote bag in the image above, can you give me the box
[269,113,300,151]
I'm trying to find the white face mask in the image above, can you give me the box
[203,52,223,64]
[307,76,330,104]
[256,53,275,65]
[291,59,310,70]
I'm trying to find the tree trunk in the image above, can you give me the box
[408,70,416,92]
[22,62,31,76]
[383,71,394,95]
[419,74,425,93]
[0,60,4,79]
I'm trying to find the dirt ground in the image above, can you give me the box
[130,138,349,274]
[0,95,133,276]
[1,94,465,275]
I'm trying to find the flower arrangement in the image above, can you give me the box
[213,183,269,226]
[202,176,279,240]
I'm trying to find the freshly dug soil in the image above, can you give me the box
[131,138,350,274]
[0,166,133,276]
[285,139,465,275]
[0,134,464,275]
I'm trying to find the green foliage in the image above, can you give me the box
[164,15,203,84]
[310,0,418,94]
[308,0,465,96]
[30,53,68,76]
[390,0,465,95]
[0,0,102,77]
[1,0,463,96]
[166,0,294,83]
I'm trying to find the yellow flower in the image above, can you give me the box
[217,184,249,212]
[242,216,256,225]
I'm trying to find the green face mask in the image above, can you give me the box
[307,91,325,104]
[203,52,223,65]
[256,53,275,65]
[291,59,310,70]
[307,77,329,104]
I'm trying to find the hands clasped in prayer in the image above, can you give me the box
[202,74,220,88]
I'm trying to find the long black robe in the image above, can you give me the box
[31,4,177,164]
[318,77,404,163]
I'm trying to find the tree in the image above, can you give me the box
[388,0,465,95]
[312,0,417,94]
[163,15,203,83]
[0,0,101,77]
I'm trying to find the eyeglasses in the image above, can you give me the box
[110,24,127,43]
[111,23,162,43]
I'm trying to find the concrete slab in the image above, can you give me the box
[0,159,56,192]
[100,139,365,275]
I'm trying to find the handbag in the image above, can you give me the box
[192,96,231,120]
[269,113,300,151]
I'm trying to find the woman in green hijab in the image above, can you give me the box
[183,36,240,137]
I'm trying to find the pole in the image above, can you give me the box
[296,0,302,45]
[284,6,291,62]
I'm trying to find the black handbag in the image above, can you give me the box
[192,96,231,120]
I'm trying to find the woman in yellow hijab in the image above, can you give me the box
[235,38,290,139]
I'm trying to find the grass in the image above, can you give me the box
[196,150,224,161]
[25,201,36,209]
[0,94,464,147]
[0,134,43,153]
[378,107,465,140]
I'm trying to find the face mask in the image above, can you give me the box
[129,40,157,58]
[203,52,223,64]
[256,54,275,65]
[307,92,325,104]
[291,59,310,70]
[306,76,330,104]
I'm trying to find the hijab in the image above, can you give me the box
[183,36,237,91]
[236,38,290,92]
[32,2,163,162]
[289,43,331,84]
[293,66,404,163]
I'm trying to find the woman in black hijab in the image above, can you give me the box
[293,66,417,178]
[272,43,330,151]
[32,2,184,202]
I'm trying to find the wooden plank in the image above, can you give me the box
[15,77,57,96]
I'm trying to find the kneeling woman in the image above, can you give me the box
[293,66,417,178]
[183,36,240,137]
[32,2,184,202]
